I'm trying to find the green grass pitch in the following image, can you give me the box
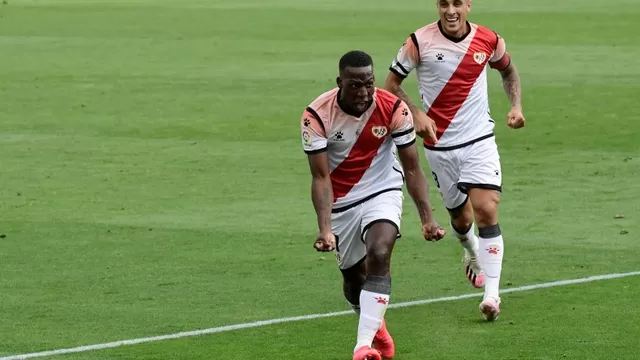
[1,0,639,359]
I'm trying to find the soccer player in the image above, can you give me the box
[384,0,525,321]
[301,50,445,360]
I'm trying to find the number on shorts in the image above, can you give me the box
[431,171,440,188]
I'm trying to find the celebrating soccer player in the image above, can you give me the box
[384,0,525,321]
[301,50,445,360]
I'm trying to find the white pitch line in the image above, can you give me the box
[2,271,639,360]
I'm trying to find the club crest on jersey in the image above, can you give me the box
[473,52,487,65]
[371,126,388,138]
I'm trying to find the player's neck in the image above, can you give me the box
[438,20,471,43]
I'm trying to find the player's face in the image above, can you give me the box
[337,66,375,114]
[437,0,471,37]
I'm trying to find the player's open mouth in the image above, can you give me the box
[446,17,459,24]
[355,101,368,110]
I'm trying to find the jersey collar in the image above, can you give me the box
[437,20,472,43]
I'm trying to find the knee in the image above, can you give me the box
[471,192,500,227]
[366,245,391,269]
[363,222,397,274]
[474,202,498,224]
[365,241,393,276]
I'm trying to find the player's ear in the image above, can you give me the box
[336,76,342,88]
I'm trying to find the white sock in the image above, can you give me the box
[478,224,504,300]
[354,289,389,351]
[451,221,479,255]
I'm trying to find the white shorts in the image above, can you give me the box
[424,136,502,211]
[331,190,404,270]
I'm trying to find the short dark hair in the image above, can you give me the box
[339,50,373,71]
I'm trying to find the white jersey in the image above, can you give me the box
[390,21,511,150]
[300,88,416,212]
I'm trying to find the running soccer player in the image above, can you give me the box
[301,50,445,360]
[384,0,525,321]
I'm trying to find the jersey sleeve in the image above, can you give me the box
[489,35,511,71]
[300,108,327,154]
[389,34,420,79]
[390,100,416,148]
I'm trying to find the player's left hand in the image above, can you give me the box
[507,108,525,129]
[421,221,445,242]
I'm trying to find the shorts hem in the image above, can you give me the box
[457,182,502,194]
[361,219,401,243]
[446,194,469,213]
[339,255,366,272]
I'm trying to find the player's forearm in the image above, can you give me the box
[385,80,421,115]
[501,67,522,109]
[395,87,421,115]
[311,176,333,233]
[404,169,434,224]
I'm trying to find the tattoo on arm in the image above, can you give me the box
[394,85,420,113]
[501,66,522,109]
[386,76,421,115]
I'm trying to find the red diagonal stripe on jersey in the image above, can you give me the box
[330,110,387,201]
[424,28,496,146]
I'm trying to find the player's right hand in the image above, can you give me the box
[413,110,438,143]
[506,107,526,129]
[421,221,446,242]
[313,232,336,252]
